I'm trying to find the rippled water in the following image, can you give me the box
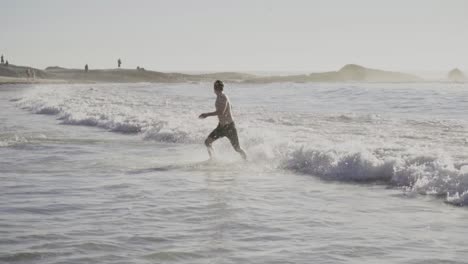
[1,82,468,263]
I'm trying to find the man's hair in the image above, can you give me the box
[214,80,224,91]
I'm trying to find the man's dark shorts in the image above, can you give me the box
[208,122,240,149]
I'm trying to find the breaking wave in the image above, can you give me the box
[0,133,30,147]
[0,132,49,148]
[15,84,468,206]
[17,85,205,143]
[281,147,468,206]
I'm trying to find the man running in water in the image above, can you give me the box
[199,80,247,160]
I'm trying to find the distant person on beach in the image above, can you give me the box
[1,55,4,64]
[85,64,88,72]
[118,59,122,68]
[5,60,8,66]
[199,80,247,160]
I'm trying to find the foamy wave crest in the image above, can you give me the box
[0,134,29,147]
[0,133,48,147]
[446,191,468,206]
[58,113,144,133]
[282,148,394,182]
[16,84,468,206]
[143,126,201,144]
[36,106,62,115]
[17,85,206,144]
[282,147,468,205]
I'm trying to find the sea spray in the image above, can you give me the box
[16,83,468,205]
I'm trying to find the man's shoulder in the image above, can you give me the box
[217,93,229,101]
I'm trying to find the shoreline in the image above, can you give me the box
[1,77,464,86]
[0,76,69,85]
[3,63,459,84]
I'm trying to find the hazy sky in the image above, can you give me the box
[1,0,467,72]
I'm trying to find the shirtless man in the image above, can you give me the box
[199,80,247,160]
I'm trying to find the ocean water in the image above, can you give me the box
[1,82,468,264]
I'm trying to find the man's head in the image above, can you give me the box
[213,80,224,95]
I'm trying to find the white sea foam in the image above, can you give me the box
[6,82,468,264]
[0,132,48,148]
[0,133,29,147]
[281,146,468,205]
[16,83,468,205]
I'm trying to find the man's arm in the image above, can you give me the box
[199,97,228,119]
[199,111,217,118]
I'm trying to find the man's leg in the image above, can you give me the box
[226,123,247,160]
[204,136,216,159]
[205,125,222,160]
[235,145,247,161]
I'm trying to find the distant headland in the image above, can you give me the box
[0,59,465,85]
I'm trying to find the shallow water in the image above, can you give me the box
[1,82,468,263]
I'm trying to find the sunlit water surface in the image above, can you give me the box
[1,82,468,264]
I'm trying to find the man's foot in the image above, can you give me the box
[206,146,215,160]
[239,150,247,161]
